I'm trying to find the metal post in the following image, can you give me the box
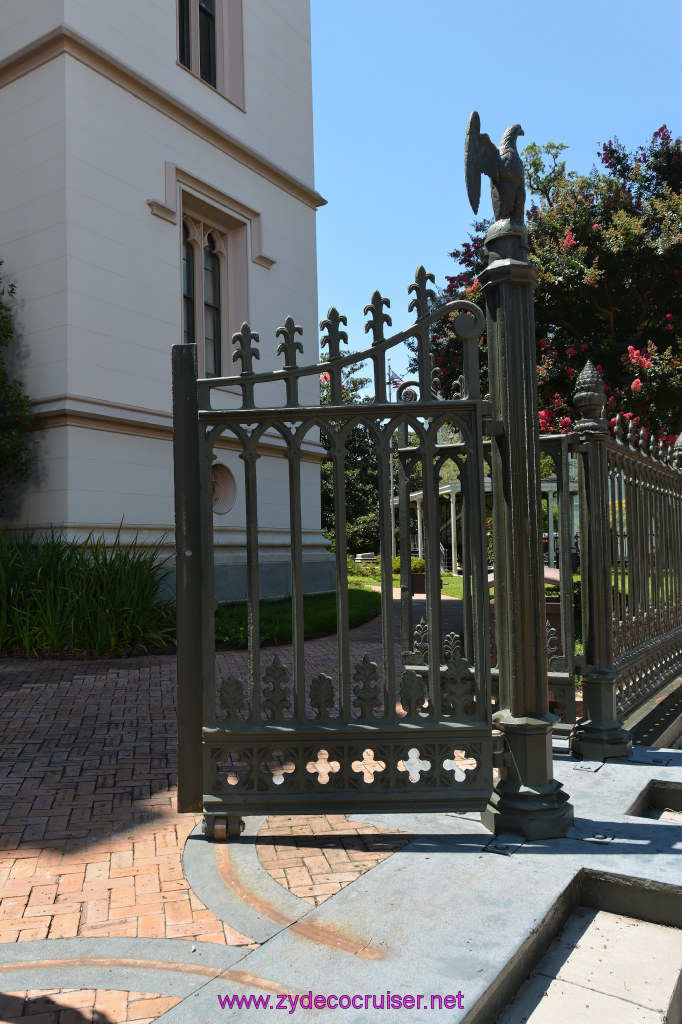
[416,499,423,558]
[479,219,573,840]
[172,343,205,813]
[547,489,555,568]
[569,363,631,760]
[450,489,458,576]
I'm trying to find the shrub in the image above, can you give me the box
[0,528,174,656]
[0,267,34,513]
[391,556,426,574]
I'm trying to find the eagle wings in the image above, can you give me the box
[465,111,526,222]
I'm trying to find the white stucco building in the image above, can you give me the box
[0,0,333,598]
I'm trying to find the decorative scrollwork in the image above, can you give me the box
[441,633,476,717]
[219,674,247,723]
[399,670,428,720]
[351,655,382,720]
[309,673,335,721]
[546,620,560,670]
[396,381,418,403]
[412,619,429,661]
[262,656,293,721]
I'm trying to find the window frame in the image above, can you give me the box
[177,0,245,110]
[181,198,249,379]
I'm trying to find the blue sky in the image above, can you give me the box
[311,0,681,379]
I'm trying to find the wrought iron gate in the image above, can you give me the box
[173,268,495,839]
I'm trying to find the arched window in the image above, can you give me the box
[182,223,195,345]
[203,234,221,376]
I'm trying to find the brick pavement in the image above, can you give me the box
[0,622,420,1021]
[0,988,181,1023]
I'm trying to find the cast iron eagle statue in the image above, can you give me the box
[465,112,526,221]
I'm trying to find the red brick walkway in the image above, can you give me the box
[0,635,420,1021]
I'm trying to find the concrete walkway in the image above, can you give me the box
[1,615,681,1022]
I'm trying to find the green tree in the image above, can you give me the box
[319,361,381,554]
[432,127,682,440]
[0,268,34,513]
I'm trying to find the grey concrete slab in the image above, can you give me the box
[497,975,663,1024]
[0,936,246,970]
[156,743,682,1023]
[183,818,311,944]
[536,908,682,1011]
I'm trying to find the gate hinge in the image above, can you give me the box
[482,418,504,437]
[492,728,512,768]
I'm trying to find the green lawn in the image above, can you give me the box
[215,586,381,647]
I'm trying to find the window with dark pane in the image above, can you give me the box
[182,224,195,345]
[203,235,221,376]
[178,0,191,69]
[199,0,217,87]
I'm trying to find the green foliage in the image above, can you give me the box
[410,557,426,574]
[432,126,682,439]
[0,529,174,656]
[320,359,381,554]
[0,268,34,512]
[215,587,382,646]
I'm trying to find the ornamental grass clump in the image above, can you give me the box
[0,529,175,656]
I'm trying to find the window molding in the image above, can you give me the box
[181,194,249,378]
[177,0,245,111]
[149,163,276,270]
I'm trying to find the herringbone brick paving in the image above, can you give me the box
[0,625,415,1020]
[0,988,181,1023]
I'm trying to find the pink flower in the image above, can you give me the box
[580,343,588,351]
[559,416,572,428]
[593,223,600,231]
[566,346,577,358]
[566,367,576,377]
[666,313,674,320]
[596,365,603,375]
[631,378,643,392]
[319,371,330,383]
[563,228,577,249]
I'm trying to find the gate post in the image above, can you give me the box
[478,219,573,839]
[569,363,632,760]
[172,344,205,813]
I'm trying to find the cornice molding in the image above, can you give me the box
[30,394,325,460]
[0,26,326,211]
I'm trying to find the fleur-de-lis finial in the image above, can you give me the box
[232,322,260,374]
[319,307,348,360]
[363,290,392,345]
[408,265,436,321]
[276,316,304,368]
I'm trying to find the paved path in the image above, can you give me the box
[1,612,681,1022]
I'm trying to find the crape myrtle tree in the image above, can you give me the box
[426,127,682,442]
[0,266,34,513]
